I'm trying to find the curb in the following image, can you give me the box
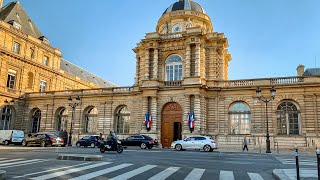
[273,169,291,180]
[57,154,102,161]
[0,170,6,180]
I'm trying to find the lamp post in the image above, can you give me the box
[2,99,14,130]
[256,86,276,153]
[67,96,80,146]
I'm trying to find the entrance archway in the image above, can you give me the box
[161,102,182,148]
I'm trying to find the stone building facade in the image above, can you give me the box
[4,0,320,150]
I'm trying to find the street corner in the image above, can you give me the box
[273,169,291,180]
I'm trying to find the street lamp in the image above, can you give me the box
[2,99,14,130]
[256,86,276,153]
[67,96,80,146]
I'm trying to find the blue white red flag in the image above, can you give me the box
[188,112,195,129]
[144,113,152,130]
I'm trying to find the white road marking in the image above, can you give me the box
[0,160,48,169]
[219,170,235,180]
[30,162,112,180]
[0,158,7,160]
[13,162,92,178]
[148,167,180,180]
[0,159,43,167]
[109,165,157,180]
[184,168,206,180]
[248,172,264,180]
[69,163,133,180]
[0,158,25,163]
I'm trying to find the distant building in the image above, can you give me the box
[3,0,320,150]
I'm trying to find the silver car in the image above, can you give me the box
[171,136,217,152]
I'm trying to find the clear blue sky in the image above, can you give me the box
[7,0,320,86]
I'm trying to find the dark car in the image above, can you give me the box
[76,135,100,148]
[121,134,157,149]
[22,133,57,147]
[42,130,68,147]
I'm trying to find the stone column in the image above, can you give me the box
[153,49,158,79]
[144,49,150,80]
[135,55,140,84]
[151,97,158,132]
[218,48,224,80]
[185,44,191,77]
[183,94,191,134]
[194,94,201,133]
[195,44,201,77]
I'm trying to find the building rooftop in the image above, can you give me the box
[163,0,206,15]
[303,68,320,76]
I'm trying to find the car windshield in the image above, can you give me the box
[47,134,57,138]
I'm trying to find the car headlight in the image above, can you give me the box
[117,140,121,144]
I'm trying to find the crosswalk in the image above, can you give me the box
[275,156,317,166]
[0,158,269,179]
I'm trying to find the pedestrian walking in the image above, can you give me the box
[243,137,248,151]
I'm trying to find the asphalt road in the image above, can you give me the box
[0,146,317,180]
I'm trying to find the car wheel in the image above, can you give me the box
[40,141,46,147]
[4,140,9,145]
[100,147,105,153]
[203,145,212,152]
[22,140,27,146]
[175,144,182,151]
[90,143,95,148]
[76,142,81,147]
[140,143,147,149]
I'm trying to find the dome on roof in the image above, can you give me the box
[163,0,206,15]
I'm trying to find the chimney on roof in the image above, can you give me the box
[296,64,305,76]
[0,0,3,9]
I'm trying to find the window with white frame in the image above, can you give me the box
[7,69,16,89]
[39,80,46,92]
[229,102,251,134]
[84,107,98,133]
[43,56,49,66]
[12,42,20,54]
[276,101,300,135]
[114,106,130,134]
[165,55,182,81]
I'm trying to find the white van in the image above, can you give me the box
[0,130,25,145]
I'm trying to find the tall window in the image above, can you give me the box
[27,72,34,89]
[84,108,98,133]
[276,101,300,135]
[39,80,46,92]
[7,69,16,89]
[165,55,182,81]
[0,107,12,130]
[32,109,41,133]
[43,56,49,66]
[30,48,35,59]
[57,109,68,131]
[229,102,251,134]
[12,42,20,54]
[115,106,130,134]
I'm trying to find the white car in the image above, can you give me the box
[171,136,217,152]
[0,130,25,145]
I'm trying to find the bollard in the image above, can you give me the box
[317,149,320,179]
[277,142,279,154]
[294,145,300,180]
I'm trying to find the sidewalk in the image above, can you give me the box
[273,169,318,180]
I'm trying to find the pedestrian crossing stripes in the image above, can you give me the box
[0,158,268,179]
[275,156,317,166]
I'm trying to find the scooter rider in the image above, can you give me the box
[106,130,116,148]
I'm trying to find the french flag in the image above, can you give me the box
[145,113,152,130]
[188,112,195,129]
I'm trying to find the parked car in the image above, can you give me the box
[76,135,100,148]
[121,134,157,149]
[22,133,58,147]
[43,130,68,147]
[0,130,24,145]
[171,136,217,152]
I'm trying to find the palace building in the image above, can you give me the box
[2,0,320,150]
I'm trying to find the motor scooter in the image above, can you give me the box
[99,137,123,153]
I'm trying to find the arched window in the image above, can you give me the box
[1,107,12,130]
[276,101,300,135]
[84,107,98,133]
[165,55,182,81]
[32,109,41,133]
[57,109,68,131]
[229,102,251,134]
[115,106,130,134]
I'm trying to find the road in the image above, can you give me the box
[0,146,317,179]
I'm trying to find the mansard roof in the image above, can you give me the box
[303,68,320,76]
[0,2,43,39]
[60,59,117,88]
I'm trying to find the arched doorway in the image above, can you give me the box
[56,108,68,131]
[161,102,182,148]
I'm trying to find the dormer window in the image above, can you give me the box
[12,41,20,54]
[8,20,21,30]
[38,36,50,44]
[43,56,49,66]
